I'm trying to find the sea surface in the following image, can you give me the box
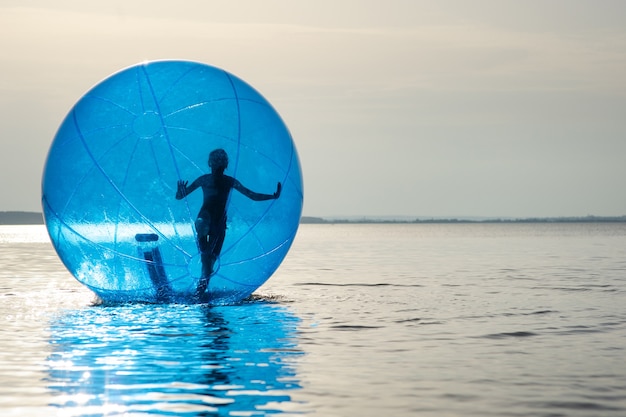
[1,223,625,416]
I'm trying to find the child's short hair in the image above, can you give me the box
[209,149,228,171]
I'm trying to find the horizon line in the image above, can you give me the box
[1,211,626,225]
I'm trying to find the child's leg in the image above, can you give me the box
[194,218,212,299]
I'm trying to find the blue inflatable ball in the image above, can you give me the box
[42,60,303,304]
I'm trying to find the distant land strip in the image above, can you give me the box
[0,211,44,224]
[300,215,626,224]
[2,212,625,225]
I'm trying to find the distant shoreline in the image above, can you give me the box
[300,215,626,224]
[0,211,44,225]
[2,212,625,225]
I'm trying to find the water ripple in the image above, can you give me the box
[45,302,305,415]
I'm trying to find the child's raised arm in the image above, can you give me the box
[234,180,281,201]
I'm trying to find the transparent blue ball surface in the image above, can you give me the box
[42,61,303,304]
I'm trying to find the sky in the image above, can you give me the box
[1,0,625,218]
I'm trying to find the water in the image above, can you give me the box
[1,223,626,416]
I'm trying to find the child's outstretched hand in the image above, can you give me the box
[176,180,188,198]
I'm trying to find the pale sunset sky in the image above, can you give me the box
[1,0,625,218]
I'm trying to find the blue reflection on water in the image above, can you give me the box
[46,299,304,416]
